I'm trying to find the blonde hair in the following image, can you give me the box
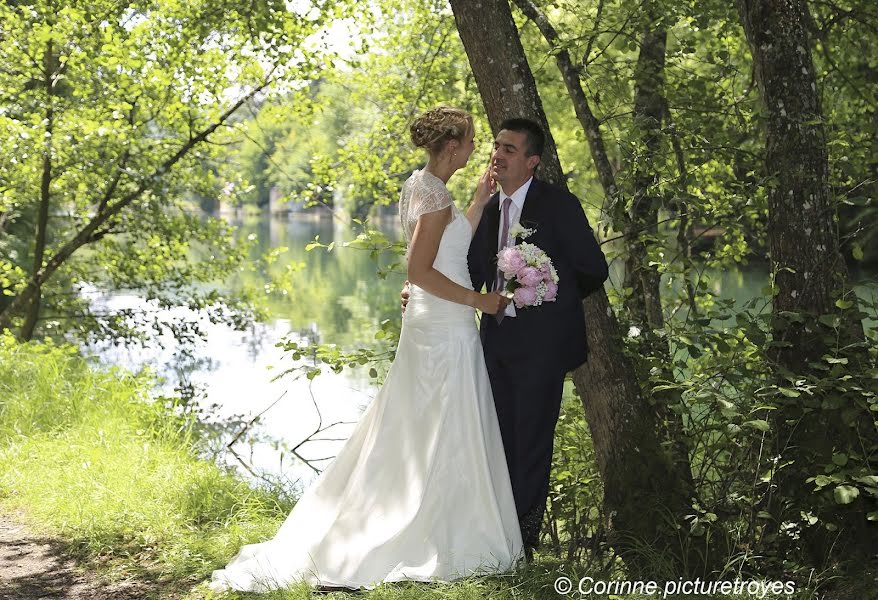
[410,106,472,154]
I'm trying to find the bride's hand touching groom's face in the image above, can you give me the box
[472,166,496,207]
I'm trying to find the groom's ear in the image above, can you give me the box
[526,154,541,172]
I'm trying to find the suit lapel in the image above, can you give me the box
[516,177,543,242]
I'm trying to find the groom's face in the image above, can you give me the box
[491,129,540,193]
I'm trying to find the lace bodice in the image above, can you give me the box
[399,169,454,242]
[397,169,473,296]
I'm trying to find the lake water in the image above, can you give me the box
[84,212,877,492]
[85,213,408,492]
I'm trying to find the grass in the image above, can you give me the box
[0,334,820,599]
[0,335,288,594]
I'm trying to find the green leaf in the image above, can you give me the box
[744,419,770,432]
[819,314,841,328]
[852,243,864,261]
[831,453,848,466]
[814,475,832,488]
[833,485,859,505]
[800,511,818,525]
[835,299,854,310]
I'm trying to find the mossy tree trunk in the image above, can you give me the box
[737,0,875,563]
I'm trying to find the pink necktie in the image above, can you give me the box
[495,197,513,322]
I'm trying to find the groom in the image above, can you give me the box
[467,118,608,556]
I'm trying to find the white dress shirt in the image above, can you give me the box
[496,176,533,318]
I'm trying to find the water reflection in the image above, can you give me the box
[85,213,407,489]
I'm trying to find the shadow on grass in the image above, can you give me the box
[0,514,188,600]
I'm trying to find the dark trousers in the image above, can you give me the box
[483,345,565,548]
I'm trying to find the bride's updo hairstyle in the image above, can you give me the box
[410,106,472,154]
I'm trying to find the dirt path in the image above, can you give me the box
[0,514,152,599]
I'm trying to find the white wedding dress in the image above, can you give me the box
[209,169,523,592]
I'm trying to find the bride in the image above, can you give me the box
[210,106,523,592]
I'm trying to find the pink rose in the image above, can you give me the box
[517,266,543,287]
[513,285,537,308]
[497,247,526,277]
[544,280,558,301]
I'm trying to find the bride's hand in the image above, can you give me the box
[472,167,496,208]
[400,281,410,314]
[475,291,509,315]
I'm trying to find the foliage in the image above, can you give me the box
[217,0,500,222]
[215,83,349,211]
[620,285,876,573]
[808,0,878,266]
[0,0,340,343]
[299,0,485,219]
[545,384,605,565]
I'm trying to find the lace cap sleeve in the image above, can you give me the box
[411,185,452,219]
[399,170,453,242]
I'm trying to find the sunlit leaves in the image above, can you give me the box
[0,0,342,342]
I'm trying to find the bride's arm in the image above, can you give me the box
[408,207,505,315]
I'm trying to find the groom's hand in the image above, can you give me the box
[400,280,410,314]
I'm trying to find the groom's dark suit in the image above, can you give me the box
[467,176,608,548]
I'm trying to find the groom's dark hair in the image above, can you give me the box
[499,118,545,158]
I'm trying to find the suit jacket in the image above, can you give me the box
[467,177,609,373]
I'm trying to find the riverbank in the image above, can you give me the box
[0,335,289,597]
[0,337,572,599]
[0,336,837,599]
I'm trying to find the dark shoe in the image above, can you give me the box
[518,505,544,550]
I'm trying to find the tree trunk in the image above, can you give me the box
[625,22,666,332]
[20,42,55,341]
[737,0,863,366]
[449,0,694,576]
[737,0,874,563]
[625,13,695,494]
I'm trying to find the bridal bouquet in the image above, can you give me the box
[496,225,559,309]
